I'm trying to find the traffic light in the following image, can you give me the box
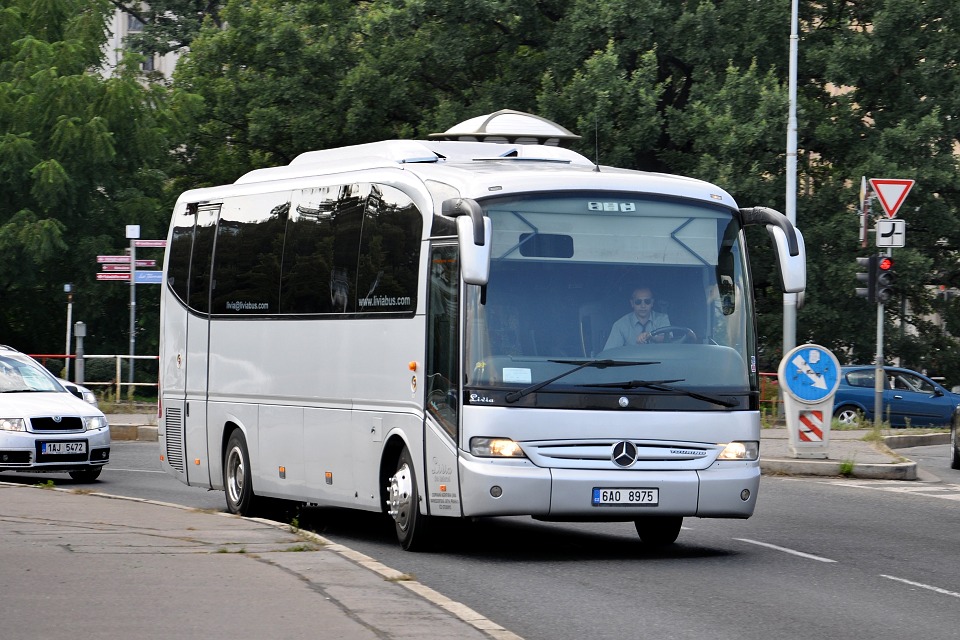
[875,256,896,303]
[855,256,876,302]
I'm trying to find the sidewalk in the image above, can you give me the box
[759,426,948,480]
[0,482,519,640]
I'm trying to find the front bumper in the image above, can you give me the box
[0,428,111,472]
[458,454,759,519]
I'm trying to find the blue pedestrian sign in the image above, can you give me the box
[134,270,163,284]
[779,344,841,404]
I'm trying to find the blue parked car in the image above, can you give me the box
[832,366,960,427]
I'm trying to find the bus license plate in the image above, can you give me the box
[41,441,87,455]
[592,488,659,506]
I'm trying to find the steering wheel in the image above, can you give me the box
[650,326,698,344]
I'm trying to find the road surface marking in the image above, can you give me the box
[881,574,960,599]
[735,538,837,563]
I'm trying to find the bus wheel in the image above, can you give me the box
[224,430,257,516]
[387,448,430,551]
[634,516,682,546]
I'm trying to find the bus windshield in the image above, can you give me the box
[464,192,755,403]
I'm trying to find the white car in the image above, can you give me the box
[59,378,99,407]
[0,345,110,482]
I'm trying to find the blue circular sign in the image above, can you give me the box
[778,345,841,404]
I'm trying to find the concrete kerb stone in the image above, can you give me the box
[883,432,950,449]
[109,424,158,441]
[760,457,918,480]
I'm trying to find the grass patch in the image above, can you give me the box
[838,459,856,477]
[35,479,56,489]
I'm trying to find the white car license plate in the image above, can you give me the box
[41,441,87,455]
[592,488,659,506]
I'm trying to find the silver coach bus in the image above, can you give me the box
[159,112,805,550]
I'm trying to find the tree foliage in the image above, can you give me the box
[4,0,960,382]
[0,0,180,354]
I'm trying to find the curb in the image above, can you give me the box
[883,432,950,449]
[110,424,158,442]
[760,458,917,480]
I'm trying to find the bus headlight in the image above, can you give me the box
[717,441,759,460]
[470,437,526,458]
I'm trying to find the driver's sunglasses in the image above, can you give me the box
[632,298,653,306]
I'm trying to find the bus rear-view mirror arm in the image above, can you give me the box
[740,206,806,294]
[442,198,492,285]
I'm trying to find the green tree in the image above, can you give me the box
[110,0,222,56]
[0,0,180,357]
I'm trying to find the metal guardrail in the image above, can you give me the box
[31,353,159,403]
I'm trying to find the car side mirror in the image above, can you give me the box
[63,384,83,400]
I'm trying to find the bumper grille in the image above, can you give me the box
[30,416,84,431]
[0,450,32,465]
[523,440,717,471]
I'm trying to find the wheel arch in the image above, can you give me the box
[214,420,245,490]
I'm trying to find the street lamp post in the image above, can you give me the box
[64,283,73,380]
[784,0,799,359]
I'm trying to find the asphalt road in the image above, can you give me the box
[4,441,958,640]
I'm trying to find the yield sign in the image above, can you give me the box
[869,178,915,218]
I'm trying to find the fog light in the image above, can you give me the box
[740,489,751,501]
[490,486,503,498]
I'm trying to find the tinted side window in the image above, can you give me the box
[280,186,354,314]
[211,194,289,315]
[166,204,195,305]
[188,205,220,314]
[357,184,422,315]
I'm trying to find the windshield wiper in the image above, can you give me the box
[504,359,657,403]
[584,379,740,408]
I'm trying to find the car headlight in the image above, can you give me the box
[81,389,98,406]
[0,418,26,432]
[717,441,759,460]
[470,437,526,458]
[83,416,108,431]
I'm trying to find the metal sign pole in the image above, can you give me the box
[126,225,140,393]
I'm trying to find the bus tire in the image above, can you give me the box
[224,430,258,516]
[387,447,431,551]
[634,516,682,546]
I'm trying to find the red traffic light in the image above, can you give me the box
[877,257,894,271]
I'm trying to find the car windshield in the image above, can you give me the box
[0,355,62,393]
[464,192,756,395]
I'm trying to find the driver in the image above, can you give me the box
[604,286,671,349]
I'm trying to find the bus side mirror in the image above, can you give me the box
[769,225,806,293]
[740,207,806,293]
[442,198,492,285]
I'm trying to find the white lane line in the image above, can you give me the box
[881,574,960,599]
[102,467,166,474]
[735,538,837,563]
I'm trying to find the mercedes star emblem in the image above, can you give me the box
[612,441,638,467]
